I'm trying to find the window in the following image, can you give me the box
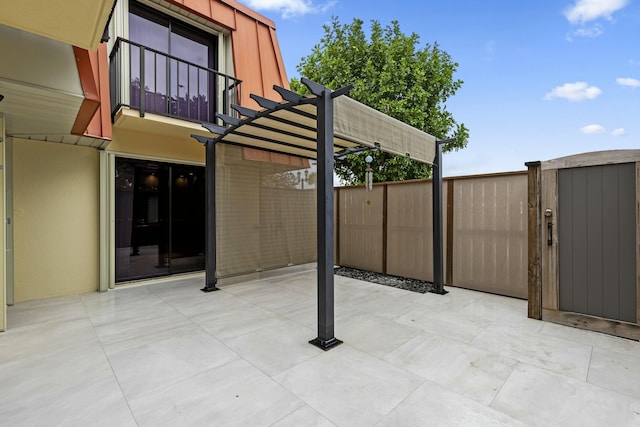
[128,1,218,122]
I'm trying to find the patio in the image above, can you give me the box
[2,268,640,426]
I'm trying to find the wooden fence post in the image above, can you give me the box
[382,184,388,275]
[526,161,542,319]
[446,178,454,285]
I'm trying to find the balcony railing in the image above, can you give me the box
[109,37,241,125]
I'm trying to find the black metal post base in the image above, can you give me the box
[309,337,343,351]
[201,283,220,293]
[429,286,449,295]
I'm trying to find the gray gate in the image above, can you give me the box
[558,163,636,323]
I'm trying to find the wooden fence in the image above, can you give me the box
[335,171,528,299]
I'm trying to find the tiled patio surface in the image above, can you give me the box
[2,268,640,426]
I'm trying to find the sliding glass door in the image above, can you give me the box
[115,158,205,282]
[128,1,217,122]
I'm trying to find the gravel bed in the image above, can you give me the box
[334,266,434,294]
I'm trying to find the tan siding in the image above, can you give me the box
[338,186,384,273]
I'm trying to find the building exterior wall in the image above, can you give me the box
[75,44,112,141]
[13,139,100,301]
[0,25,83,96]
[0,116,6,331]
[109,126,205,164]
[103,0,305,286]
[161,0,289,104]
[2,0,301,306]
[230,10,289,106]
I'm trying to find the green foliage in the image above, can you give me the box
[292,17,469,185]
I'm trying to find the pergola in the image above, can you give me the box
[192,78,446,350]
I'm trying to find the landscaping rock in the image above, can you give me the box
[334,266,434,294]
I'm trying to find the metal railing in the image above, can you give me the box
[109,37,241,125]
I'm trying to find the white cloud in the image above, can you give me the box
[544,82,602,101]
[567,24,603,40]
[564,0,629,24]
[580,124,606,134]
[617,77,640,88]
[612,128,625,136]
[242,0,333,18]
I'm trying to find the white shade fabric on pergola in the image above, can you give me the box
[194,86,435,165]
[193,79,440,351]
[333,96,435,164]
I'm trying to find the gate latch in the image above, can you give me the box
[545,209,553,246]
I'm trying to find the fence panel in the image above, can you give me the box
[337,186,384,273]
[451,174,527,298]
[386,181,447,282]
[336,172,528,299]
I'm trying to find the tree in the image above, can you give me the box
[291,17,469,185]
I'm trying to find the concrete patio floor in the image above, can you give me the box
[2,268,640,426]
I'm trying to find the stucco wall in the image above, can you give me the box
[13,139,99,301]
[108,126,205,164]
[0,117,5,331]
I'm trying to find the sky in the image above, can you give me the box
[237,0,639,176]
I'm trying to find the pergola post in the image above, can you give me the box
[195,78,444,352]
[306,79,343,351]
[202,139,219,292]
[430,139,452,295]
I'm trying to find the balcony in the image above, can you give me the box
[109,37,241,127]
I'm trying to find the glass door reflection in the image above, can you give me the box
[115,158,204,282]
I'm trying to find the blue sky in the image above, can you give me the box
[238,0,639,176]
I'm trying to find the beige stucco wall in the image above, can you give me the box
[0,116,5,331]
[109,124,206,164]
[13,138,99,301]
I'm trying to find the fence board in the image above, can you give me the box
[453,174,527,298]
[386,181,448,282]
[337,186,384,272]
[336,172,527,299]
